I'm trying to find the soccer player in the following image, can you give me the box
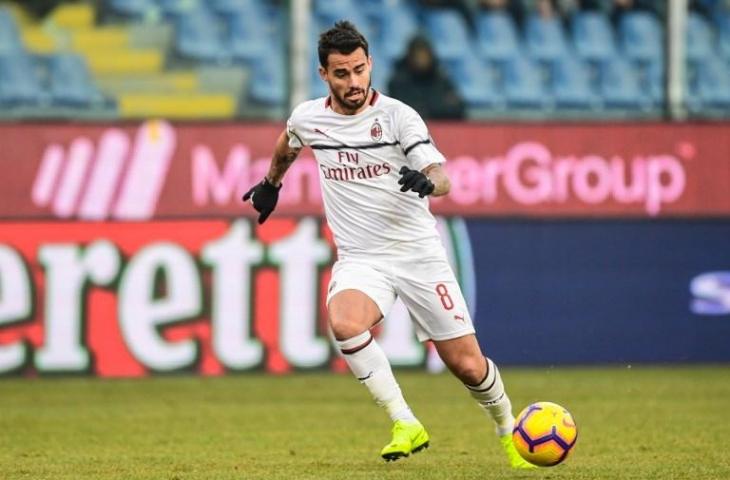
[243,20,534,468]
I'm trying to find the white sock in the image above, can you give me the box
[337,331,418,424]
[465,357,515,436]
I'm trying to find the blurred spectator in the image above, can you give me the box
[387,36,465,119]
[523,0,582,19]
[574,0,606,9]
[419,0,477,29]
[20,0,66,19]
[515,0,581,26]
[610,0,666,26]
[691,0,729,19]
[535,0,561,18]
[480,0,508,7]
[477,0,527,27]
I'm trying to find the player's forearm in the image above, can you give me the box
[266,131,300,187]
[424,165,451,197]
[266,151,298,186]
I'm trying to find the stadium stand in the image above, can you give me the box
[551,56,601,111]
[688,56,730,112]
[0,0,727,120]
[422,8,472,63]
[445,56,504,109]
[686,11,715,62]
[502,54,549,110]
[105,0,157,22]
[250,54,285,106]
[599,56,651,111]
[476,11,521,63]
[645,58,665,109]
[618,11,663,65]
[571,11,617,63]
[47,52,108,107]
[719,9,730,59]
[0,6,23,52]
[228,7,269,64]
[525,14,570,63]
[375,3,419,63]
[0,52,47,108]
[174,7,231,64]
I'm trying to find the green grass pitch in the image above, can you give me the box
[1,366,729,479]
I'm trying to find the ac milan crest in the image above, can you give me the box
[370,119,383,141]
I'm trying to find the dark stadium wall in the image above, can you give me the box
[464,219,730,365]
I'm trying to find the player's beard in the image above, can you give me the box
[330,79,371,113]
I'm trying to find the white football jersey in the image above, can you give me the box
[286,90,447,260]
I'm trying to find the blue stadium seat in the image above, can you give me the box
[227,9,269,64]
[551,56,600,110]
[645,59,665,108]
[314,0,374,43]
[47,53,106,107]
[525,15,570,63]
[423,9,472,62]
[310,56,329,98]
[686,12,715,61]
[0,7,22,53]
[314,0,355,15]
[0,53,47,106]
[207,0,261,16]
[175,8,230,63]
[378,6,418,62]
[361,0,413,37]
[690,57,730,109]
[370,54,391,92]
[106,0,158,21]
[571,11,616,62]
[598,57,650,110]
[619,11,663,64]
[446,57,504,108]
[250,56,285,105]
[716,11,730,60]
[502,55,550,109]
[359,0,408,17]
[156,0,200,19]
[476,11,520,62]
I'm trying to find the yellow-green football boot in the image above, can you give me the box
[380,420,430,462]
[500,434,538,469]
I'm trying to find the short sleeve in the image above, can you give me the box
[286,106,307,149]
[396,105,446,171]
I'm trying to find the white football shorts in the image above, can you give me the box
[326,256,475,342]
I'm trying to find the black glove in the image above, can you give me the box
[398,166,434,198]
[242,177,282,224]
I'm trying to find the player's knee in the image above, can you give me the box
[329,314,369,340]
[450,355,487,385]
[328,290,381,340]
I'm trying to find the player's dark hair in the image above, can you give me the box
[318,20,369,68]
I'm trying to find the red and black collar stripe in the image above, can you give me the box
[369,89,379,106]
